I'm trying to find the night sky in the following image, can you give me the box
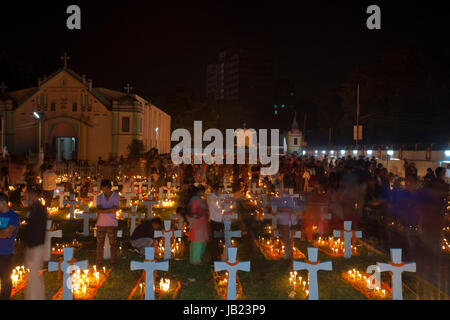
[1,1,449,143]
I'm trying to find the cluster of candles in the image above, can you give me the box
[289,271,309,298]
[11,266,29,289]
[214,271,242,300]
[51,240,81,255]
[47,207,59,215]
[443,238,449,253]
[156,200,175,208]
[314,237,358,256]
[71,265,107,300]
[256,236,305,260]
[154,237,184,259]
[342,269,390,300]
[138,278,171,296]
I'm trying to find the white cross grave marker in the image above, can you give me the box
[377,248,416,300]
[48,247,88,300]
[142,199,158,219]
[123,190,136,208]
[154,220,182,260]
[293,247,332,300]
[64,194,80,220]
[214,214,241,260]
[333,221,362,258]
[75,205,97,236]
[130,247,169,300]
[214,247,250,300]
[123,205,144,235]
[44,220,62,261]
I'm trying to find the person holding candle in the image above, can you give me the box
[96,179,120,267]
[0,193,20,299]
[23,186,48,300]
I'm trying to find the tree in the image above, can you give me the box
[127,139,145,159]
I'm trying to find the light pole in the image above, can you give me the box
[33,112,44,166]
[155,127,159,153]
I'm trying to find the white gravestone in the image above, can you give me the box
[48,247,88,300]
[333,221,362,258]
[123,205,145,235]
[214,247,250,300]
[130,247,169,300]
[64,194,80,220]
[293,247,332,300]
[377,248,416,300]
[44,220,62,261]
[75,205,97,236]
[154,220,182,260]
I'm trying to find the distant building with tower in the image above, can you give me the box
[0,54,171,163]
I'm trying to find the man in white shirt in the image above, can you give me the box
[42,164,57,207]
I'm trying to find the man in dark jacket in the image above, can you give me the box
[130,217,162,255]
[23,186,48,300]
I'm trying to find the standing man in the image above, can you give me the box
[0,193,20,299]
[23,186,48,300]
[96,179,120,267]
[42,164,57,207]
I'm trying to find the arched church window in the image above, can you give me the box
[122,117,130,132]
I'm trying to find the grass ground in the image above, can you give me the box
[9,197,449,300]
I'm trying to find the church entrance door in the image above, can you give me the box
[56,137,76,161]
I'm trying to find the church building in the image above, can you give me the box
[0,55,171,163]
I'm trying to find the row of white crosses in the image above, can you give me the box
[293,246,416,300]
[214,214,241,261]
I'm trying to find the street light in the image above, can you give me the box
[33,112,44,166]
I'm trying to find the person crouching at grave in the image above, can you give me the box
[9,184,26,207]
[274,194,296,261]
[0,193,20,299]
[130,217,162,255]
[186,186,209,265]
[96,179,120,267]
[23,186,48,300]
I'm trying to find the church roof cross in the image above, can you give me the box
[124,83,133,95]
[61,52,71,69]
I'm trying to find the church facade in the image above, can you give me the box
[0,65,171,163]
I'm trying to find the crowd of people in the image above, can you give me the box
[0,150,447,300]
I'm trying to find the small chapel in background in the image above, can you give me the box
[283,112,303,155]
[0,54,171,163]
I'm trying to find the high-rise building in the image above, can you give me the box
[206,45,274,128]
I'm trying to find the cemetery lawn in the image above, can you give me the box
[10,201,449,300]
